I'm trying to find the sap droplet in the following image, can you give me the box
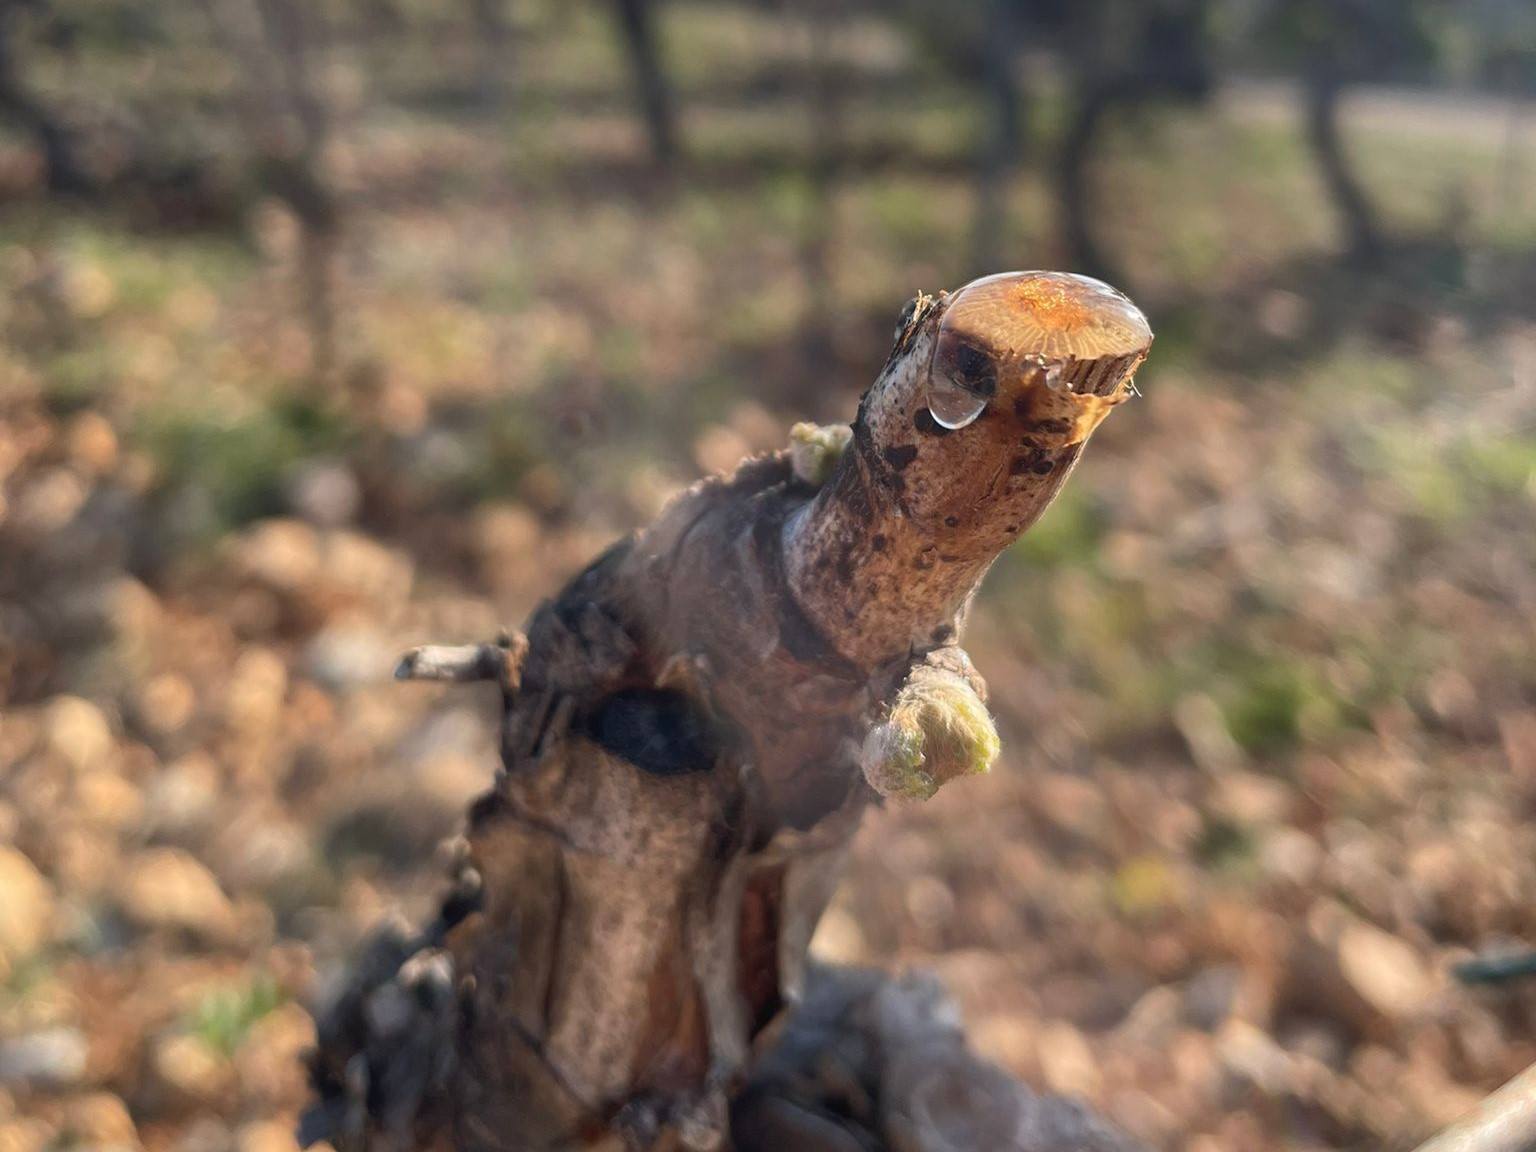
[927,374,988,429]
[1043,363,1065,391]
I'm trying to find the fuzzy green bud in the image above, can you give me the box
[860,665,1000,801]
[789,422,853,487]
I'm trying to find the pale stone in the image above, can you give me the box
[43,696,113,773]
[1336,922,1438,1023]
[64,1092,138,1149]
[322,531,413,606]
[0,1028,88,1088]
[152,1033,231,1106]
[143,754,221,839]
[233,520,321,591]
[1036,1020,1101,1098]
[236,1121,301,1152]
[808,905,866,965]
[74,770,144,833]
[1216,1019,1292,1099]
[233,1002,316,1109]
[65,412,119,477]
[0,848,53,968]
[136,673,196,735]
[0,1118,58,1152]
[119,849,236,941]
[225,648,288,731]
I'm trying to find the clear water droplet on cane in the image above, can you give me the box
[927,298,998,430]
[927,375,988,429]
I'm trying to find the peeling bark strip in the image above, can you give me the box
[304,273,1153,1152]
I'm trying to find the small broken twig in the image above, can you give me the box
[393,634,527,691]
[1454,950,1536,987]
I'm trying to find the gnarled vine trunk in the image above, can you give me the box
[303,272,1154,1152]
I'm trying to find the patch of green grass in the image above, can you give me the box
[1226,120,1311,175]
[1462,434,1536,498]
[1195,814,1259,879]
[502,5,622,97]
[1356,133,1506,236]
[67,224,248,308]
[40,344,123,413]
[757,171,817,234]
[432,388,637,509]
[476,259,535,311]
[1111,854,1180,918]
[1217,652,1355,757]
[664,0,792,89]
[1222,660,1308,755]
[1106,115,1333,273]
[182,974,284,1058]
[596,324,649,379]
[467,401,544,501]
[1358,421,1466,524]
[718,278,805,348]
[1301,344,1424,403]
[136,394,355,536]
[1010,486,1108,569]
[866,181,948,252]
[1,954,54,1004]
[1364,422,1536,526]
[1139,305,1203,377]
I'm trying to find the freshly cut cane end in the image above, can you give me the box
[940,271,1152,367]
[925,271,1152,443]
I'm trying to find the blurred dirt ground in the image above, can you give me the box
[3,4,1536,1151]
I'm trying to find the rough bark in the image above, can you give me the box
[1053,0,1212,283]
[304,272,1153,1152]
[968,0,1024,275]
[467,0,516,111]
[612,0,679,167]
[0,3,94,195]
[1302,65,1384,267]
[1056,79,1119,283]
[797,0,846,377]
[206,0,343,384]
